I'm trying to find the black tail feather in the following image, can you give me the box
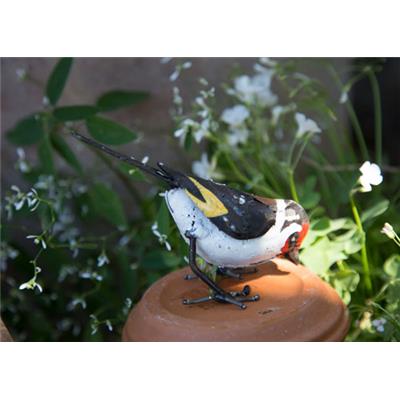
[70,131,174,185]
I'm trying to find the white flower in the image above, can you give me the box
[174,118,197,146]
[221,105,250,127]
[26,235,47,249]
[26,189,39,211]
[193,119,210,143]
[381,223,395,240]
[14,198,25,210]
[151,222,172,251]
[372,318,387,333]
[295,113,321,138]
[340,91,349,104]
[118,235,131,247]
[172,87,183,115]
[358,161,383,192]
[105,320,113,332]
[160,57,172,64]
[19,279,43,293]
[42,96,50,107]
[259,57,277,67]
[97,251,109,267]
[227,127,249,146]
[233,68,277,107]
[169,61,192,82]
[199,77,208,86]
[16,148,31,173]
[192,153,222,180]
[68,298,87,310]
[169,70,180,82]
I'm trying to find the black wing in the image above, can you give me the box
[158,164,277,240]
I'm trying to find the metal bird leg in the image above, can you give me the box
[183,232,259,309]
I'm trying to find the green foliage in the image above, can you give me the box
[45,58,73,105]
[384,255,400,279]
[38,135,55,174]
[53,105,98,121]
[96,90,149,112]
[7,114,44,145]
[50,134,83,173]
[361,199,389,223]
[86,115,137,145]
[88,183,127,228]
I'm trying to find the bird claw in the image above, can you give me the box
[182,286,259,309]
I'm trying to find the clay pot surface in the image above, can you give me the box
[122,258,350,341]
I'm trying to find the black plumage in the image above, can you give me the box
[70,131,277,240]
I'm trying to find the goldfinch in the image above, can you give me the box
[71,131,309,309]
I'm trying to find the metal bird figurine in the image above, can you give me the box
[71,131,309,309]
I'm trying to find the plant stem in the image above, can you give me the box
[291,133,312,170]
[346,102,370,161]
[288,169,299,202]
[287,138,298,166]
[328,65,370,161]
[367,70,382,165]
[223,151,250,184]
[223,152,279,197]
[349,192,372,295]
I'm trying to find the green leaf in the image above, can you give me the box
[384,255,400,279]
[302,217,354,247]
[343,231,363,254]
[96,90,149,112]
[156,200,170,236]
[6,114,44,145]
[299,191,320,209]
[53,105,98,121]
[86,115,137,145]
[50,134,82,173]
[333,269,360,292]
[116,249,138,298]
[330,268,360,304]
[298,176,321,209]
[300,236,347,275]
[387,281,400,308]
[361,199,389,223]
[45,58,73,105]
[88,183,127,228]
[38,136,55,174]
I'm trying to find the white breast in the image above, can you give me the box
[165,189,301,268]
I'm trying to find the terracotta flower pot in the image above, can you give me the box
[122,258,350,341]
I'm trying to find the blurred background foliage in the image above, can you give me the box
[1,57,399,341]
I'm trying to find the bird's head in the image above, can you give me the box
[279,200,309,264]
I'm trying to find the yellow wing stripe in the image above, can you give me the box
[185,177,228,218]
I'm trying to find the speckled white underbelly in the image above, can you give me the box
[165,189,301,268]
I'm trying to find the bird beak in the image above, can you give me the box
[285,248,300,265]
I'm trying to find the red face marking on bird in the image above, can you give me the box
[280,222,309,255]
[297,222,309,247]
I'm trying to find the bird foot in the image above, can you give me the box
[182,285,260,309]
